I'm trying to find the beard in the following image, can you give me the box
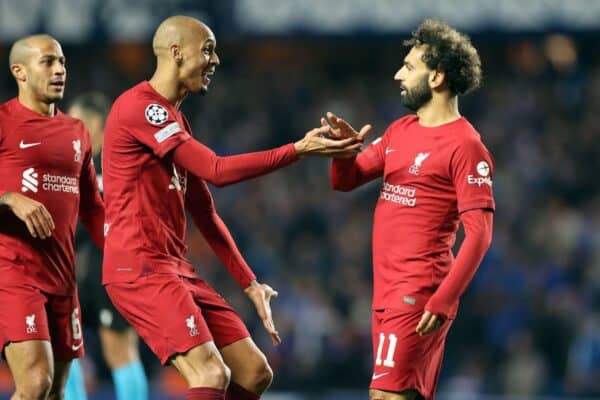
[400,73,432,111]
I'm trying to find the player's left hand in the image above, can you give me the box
[244,280,282,345]
[416,310,443,336]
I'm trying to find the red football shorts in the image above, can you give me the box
[370,308,453,400]
[0,281,84,360]
[106,273,250,365]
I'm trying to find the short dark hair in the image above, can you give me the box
[404,19,482,96]
[69,91,111,119]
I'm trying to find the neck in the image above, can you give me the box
[417,94,460,127]
[148,67,187,109]
[18,91,55,117]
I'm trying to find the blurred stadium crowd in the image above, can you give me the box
[0,31,599,398]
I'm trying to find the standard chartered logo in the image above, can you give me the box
[380,181,417,207]
[21,168,39,193]
[21,168,79,194]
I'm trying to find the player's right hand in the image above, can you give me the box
[244,280,282,345]
[294,126,363,158]
[0,192,55,239]
[321,111,371,142]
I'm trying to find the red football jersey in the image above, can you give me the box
[332,115,495,314]
[0,99,102,295]
[102,82,196,284]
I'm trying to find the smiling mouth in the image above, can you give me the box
[201,70,215,85]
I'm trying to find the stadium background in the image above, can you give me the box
[0,0,599,399]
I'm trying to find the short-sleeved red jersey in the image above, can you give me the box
[332,115,495,314]
[102,82,196,284]
[0,99,102,295]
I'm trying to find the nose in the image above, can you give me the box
[394,68,403,81]
[212,52,220,66]
[53,62,66,76]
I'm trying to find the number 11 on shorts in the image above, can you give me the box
[375,332,397,368]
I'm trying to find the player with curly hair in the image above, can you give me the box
[327,20,494,400]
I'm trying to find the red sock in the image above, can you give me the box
[225,382,260,400]
[187,387,226,400]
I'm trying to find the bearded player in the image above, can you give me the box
[0,35,104,399]
[102,16,362,400]
[327,20,494,400]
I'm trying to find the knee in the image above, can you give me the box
[204,357,231,389]
[14,369,53,399]
[249,358,274,393]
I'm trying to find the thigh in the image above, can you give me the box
[4,339,54,388]
[46,291,85,361]
[105,274,213,365]
[186,278,250,349]
[370,309,452,399]
[0,282,51,352]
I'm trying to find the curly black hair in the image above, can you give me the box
[404,19,482,96]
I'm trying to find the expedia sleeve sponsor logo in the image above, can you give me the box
[467,160,493,187]
[467,175,492,187]
[380,181,417,207]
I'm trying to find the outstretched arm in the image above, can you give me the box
[173,126,361,187]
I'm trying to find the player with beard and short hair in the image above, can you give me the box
[0,34,104,400]
[326,20,494,400]
[101,15,362,400]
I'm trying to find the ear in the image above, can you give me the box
[170,45,183,65]
[429,70,445,90]
[10,64,26,82]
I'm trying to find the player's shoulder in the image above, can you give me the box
[113,81,172,125]
[55,108,84,127]
[387,114,419,133]
[0,98,17,120]
[451,118,488,147]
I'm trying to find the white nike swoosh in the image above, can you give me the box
[19,140,41,149]
[71,341,83,351]
[385,148,396,155]
[372,372,390,380]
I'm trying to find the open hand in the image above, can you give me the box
[244,281,281,345]
[321,112,371,142]
[294,126,362,158]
